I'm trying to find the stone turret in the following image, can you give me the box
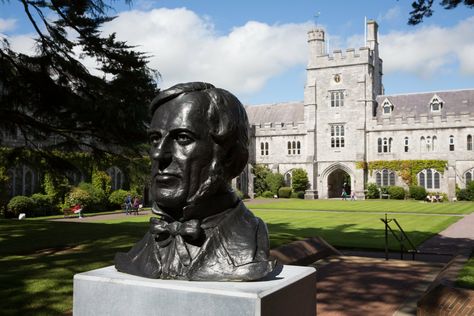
[307,28,325,68]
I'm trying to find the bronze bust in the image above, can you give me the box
[115,82,275,281]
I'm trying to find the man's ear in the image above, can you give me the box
[222,146,248,180]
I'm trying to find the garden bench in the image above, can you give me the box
[381,193,390,199]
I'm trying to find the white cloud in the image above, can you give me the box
[102,8,310,94]
[380,16,474,77]
[6,34,36,55]
[378,6,402,23]
[0,18,17,32]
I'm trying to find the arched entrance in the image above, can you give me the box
[327,169,351,198]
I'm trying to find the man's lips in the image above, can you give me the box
[154,173,180,181]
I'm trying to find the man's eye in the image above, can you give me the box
[176,133,193,145]
[150,134,161,145]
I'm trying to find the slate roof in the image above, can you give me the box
[375,89,474,119]
[245,101,304,125]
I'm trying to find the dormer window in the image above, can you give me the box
[381,98,393,115]
[430,94,443,112]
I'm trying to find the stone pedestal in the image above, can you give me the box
[73,265,316,316]
[304,190,318,199]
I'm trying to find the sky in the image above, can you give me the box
[1,0,474,105]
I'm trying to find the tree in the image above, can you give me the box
[0,0,158,168]
[407,0,474,25]
[291,168,308,193]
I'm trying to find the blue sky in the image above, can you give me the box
[1,0,474,105]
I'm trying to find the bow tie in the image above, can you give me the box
[149,217,203,266]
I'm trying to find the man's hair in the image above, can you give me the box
[150,82,249,181]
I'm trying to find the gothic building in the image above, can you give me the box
[241,20,474,200]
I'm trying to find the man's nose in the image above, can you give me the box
[151,137,172,170]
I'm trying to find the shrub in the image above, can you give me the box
[386,186,406,200]
[366,183,379,199]
[31,193,57,216]
[262,191,274,198]
[409,185,427,200]
[64,187,92,211]
[265,173,284,195]
[7,196,35,217]
[292,168,309,193]
[108,189,129,209]
[278,187,292,198]
[291,191,305,199]
[253,165,271,196]
[457,189,472,201]
[78,182,108,211]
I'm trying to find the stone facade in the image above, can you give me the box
[242,20,474,200]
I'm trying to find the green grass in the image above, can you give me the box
[0,201,468,315]
[248,199,474,214]
[456,251,474,290]
[252,210,460,249]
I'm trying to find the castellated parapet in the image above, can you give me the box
[309,47,373,70]
[370,111,474,131]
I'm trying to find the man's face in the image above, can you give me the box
[149,93,214,213]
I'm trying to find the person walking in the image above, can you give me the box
[124,194,132,215]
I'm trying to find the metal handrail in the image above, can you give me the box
[381,213,419,260]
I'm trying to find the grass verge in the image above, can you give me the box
[456,251,474,290]
[248,199,474,215]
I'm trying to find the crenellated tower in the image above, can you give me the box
[304,19,383,199]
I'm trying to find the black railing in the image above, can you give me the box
[381,213,418,260]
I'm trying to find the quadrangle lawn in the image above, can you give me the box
[0,199,471,315]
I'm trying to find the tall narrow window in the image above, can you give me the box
[287,141,291,155]
[404,137,409,152]
[265,142,269,155]
[420,137,425,152]
[330,91,344,107]
[382,138,392,153]
[426,136,432,152]
[449,135,454,151]
[330,125,345,148]
[418,169,441,189]
[261,142,265,156]
[378,138,382,153]
[376,172,381,186]
[432,136,437,152]
[466,171,472,184]
[292,141,296,155]
[382,169,389,186]
[467,135,472,151]
[297,141,301,154]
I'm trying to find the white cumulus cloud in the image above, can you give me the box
[102,8,311,94]
[380,16,474,78]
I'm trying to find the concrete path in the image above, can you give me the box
[419,212,474,256]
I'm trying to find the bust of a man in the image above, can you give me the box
[115,82,275,281]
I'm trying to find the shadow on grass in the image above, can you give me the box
[266,221,435,251]
[0,220,148,316]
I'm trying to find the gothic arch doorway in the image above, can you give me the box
[327,169,351,198]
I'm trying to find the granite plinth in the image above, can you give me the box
[73,265,316,316]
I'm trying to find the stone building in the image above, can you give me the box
[241,20,474,200]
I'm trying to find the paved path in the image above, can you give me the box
[419,212,474,256]
[313,256,443,316]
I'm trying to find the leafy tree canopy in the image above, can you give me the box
[0,0,159,171]
[408,0,474,25]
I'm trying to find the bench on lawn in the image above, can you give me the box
[381,193,390,199]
